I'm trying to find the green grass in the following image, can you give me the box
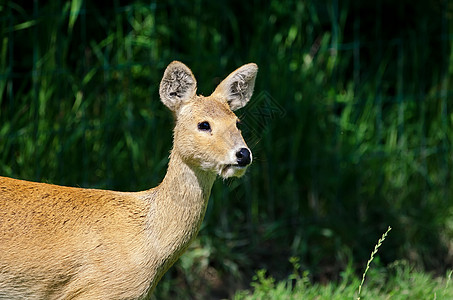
[234,261,453,300]
[236,227,452,300]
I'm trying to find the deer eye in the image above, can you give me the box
[236,120,242,129]
[198,121,211,132]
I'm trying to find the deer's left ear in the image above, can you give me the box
[159,61,197,113]
[211,63,258,111]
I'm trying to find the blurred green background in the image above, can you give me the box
[1,0,452,298]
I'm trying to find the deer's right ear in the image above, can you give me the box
[159,61,197,112]
[211,63,258,111]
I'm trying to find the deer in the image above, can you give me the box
[0,61,258,299]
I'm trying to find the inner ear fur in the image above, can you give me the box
[212,63,258,111]
[159,61,197,112]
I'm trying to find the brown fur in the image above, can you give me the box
[0,61,258,299]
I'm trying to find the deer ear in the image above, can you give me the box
[159,61,197,112]
[212,63,258,111]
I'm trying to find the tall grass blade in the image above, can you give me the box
[357,226,392,300]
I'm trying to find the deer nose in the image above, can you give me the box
[236,148,251,167]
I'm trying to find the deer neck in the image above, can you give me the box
[159,151,216,214]
[145,150,216,266]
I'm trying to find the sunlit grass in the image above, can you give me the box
[234,259,453,300]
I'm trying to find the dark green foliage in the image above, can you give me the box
[1,0,452,297]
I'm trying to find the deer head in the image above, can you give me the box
[159,61,258,178]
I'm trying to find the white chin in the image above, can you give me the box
[220,165,247,179]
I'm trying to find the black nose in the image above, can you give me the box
[236,148,251,167]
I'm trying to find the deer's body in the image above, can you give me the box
[0,61,258,299]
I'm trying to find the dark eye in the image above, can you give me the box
[236,120,242,129]
[198,121,211,132]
